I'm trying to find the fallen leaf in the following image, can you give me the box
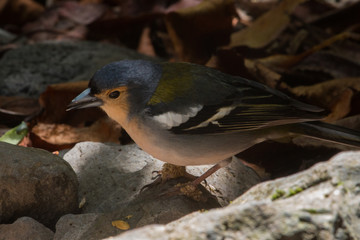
[229,0,308,48]
[333,114,360,131]
[109,0,201,16]
[111,220,130,230]
[87,0,200,48]
[0,121,28,145]
[79,197,86,209]
[18,133,32,147]
[0,0,44,25]
[38,81,105,125]
[325,88,353,122]
[244,59,281,88]
[310,1,360,33]
[58,1,106,25]
[256,31,353,70]
[234,0,278,20]
[165,0,235,63]
[22,8,60,34]
[32,117,122,146]
[0,0,8,12]
[291,0,336,24]
[290,77,360,111]
[30,132,74,152]
[137,26,156,57]
[0,96,40,127]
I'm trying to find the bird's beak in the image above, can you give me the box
[66,88,103,111]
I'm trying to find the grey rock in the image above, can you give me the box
[0,41,156,97]
[0,28,16,44]
[55,142,259,239]
[63,142,259,212]
[104,151,360,240]
[54,213,119,240]
[0,217,54,240]
[0,142,79,229]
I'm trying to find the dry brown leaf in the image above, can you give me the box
[18,133,32,147]
[22,1,104,41]
[57,1,106,25]
[108,0,200,16]
[291,77,360,111]
[244,59,281,88]
[0,96,40,127]
[32,117,122,146]
[80,0,103,3]
[137,26,156,57]
[324,88,353,122]
[79,197,86,209]
[229,0,307,48]
[0,96,39,117]
[334,114,360,131]
[0,0,44,25]
[165,0,235,63]
[111,220,130,230]
[255,31,353,70]
[0,0,8,12]
[22,8,60,34]
[38,81,105,124]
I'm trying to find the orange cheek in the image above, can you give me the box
[96,91,129,125]
[101,103,129,126]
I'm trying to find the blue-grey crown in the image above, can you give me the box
[89,59,162,94]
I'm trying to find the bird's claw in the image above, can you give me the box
[140,175,163,192]
[160,182,207,202]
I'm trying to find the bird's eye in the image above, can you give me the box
[109,91,120,99]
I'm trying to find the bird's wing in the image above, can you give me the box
[146,62,326,134]
[149,78,327,135]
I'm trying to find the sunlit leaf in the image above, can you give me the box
[111,220,130,230]
[229,0,307,48]
[0,121,28,145]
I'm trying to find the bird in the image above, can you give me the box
[67,59,360,199]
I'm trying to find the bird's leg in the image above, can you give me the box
[163,158,233,201]
[141,163,197,191]
[156,163,197,182]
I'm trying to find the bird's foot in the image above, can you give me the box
[142,158,232,201]
[160,158,233,201]
[161,181,207,202]
[141,163,197,191]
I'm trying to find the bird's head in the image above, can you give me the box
[67,60,162,120]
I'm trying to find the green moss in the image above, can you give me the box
[286,187,303,197]
[301,208,330,214]
[271,189,286,200]
[271,187,304,200]
[336,181,344,187]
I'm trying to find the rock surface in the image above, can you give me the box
[102,151,360,240]
[0,142,79,229]
[2,143,360,239]
[63,142,260,210]
[0,28,16,44]
[51,142,260,239]
[54,213,119,240]
[0,41,155,97]
[0,217,54,240]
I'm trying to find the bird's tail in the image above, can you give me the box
[289,121,360,148]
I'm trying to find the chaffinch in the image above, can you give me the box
[67,59,360,197]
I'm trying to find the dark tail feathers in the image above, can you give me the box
[291,121,360,148]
